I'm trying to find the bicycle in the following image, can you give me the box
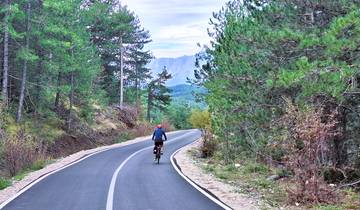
[154,144,162,164]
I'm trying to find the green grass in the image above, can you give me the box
[242,161,269,175]
[13,159,51,181]
[0,177,11,190]
[13,170,31,181]
[116,132,135,143]
[201,159,287,207]
[315,206,343,210]
[30,159,49,171]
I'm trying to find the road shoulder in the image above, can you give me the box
[0,131,180,205]
[174,139,264,210]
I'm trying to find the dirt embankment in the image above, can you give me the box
[46,105,153,159]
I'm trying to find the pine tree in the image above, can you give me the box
[147,67,172,121]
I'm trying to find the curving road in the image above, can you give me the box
[0,130,226,210]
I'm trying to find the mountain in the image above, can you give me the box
[148,55,196,86]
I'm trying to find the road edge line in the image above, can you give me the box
[0,130,187,209]
[0,148,111,209]
[105,130,198,210]
[170,140,233,210]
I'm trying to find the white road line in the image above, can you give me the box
[106,131,198,210]
[106,146,152,210]
[0,148,111,209]
[0,130,184,209]
[170,143,233,210]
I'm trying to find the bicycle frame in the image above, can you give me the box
[155,144,162,164]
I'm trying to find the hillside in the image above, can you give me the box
[169,84,206,107]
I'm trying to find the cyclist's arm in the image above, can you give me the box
[152,131,155,140]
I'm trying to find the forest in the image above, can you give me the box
[0,0,184,185]
[1,0,360,208]
[193,0,360,207]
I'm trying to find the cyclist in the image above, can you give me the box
[152,124,167,156]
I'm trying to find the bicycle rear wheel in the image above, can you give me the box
[155,152,160,164]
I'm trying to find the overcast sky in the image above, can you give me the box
[121,0,227,58]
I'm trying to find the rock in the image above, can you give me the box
[235,163,241,168]
[266,175,280,181]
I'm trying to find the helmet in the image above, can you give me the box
[156,124,162,128]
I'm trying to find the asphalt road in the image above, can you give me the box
[1,130,225,210]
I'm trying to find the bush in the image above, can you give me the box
[282,101,339,204]
[188,109,211,132]
[132,122,153,137]
[0,134,46,176]
[30,158,48,171]
[242,161,269,175]
[116,132,135,143]
[116,105,139,128]
[0,177,11,190]
[200,134,217,158]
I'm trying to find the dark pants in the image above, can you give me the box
[153,141,164,154]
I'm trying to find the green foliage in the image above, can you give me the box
[242,161,269,175]
[194,0,360,205]
[188,109,211,131]
[0,177,11,190]
[147,67,172,121]
[166,103,192,129]
[116,132,135,143]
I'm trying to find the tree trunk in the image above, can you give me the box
[147,87,152,122]
[16,0,31,123]
[2,0,10,106]
[135,64,139,104]
[119,36,124,107]
[34,54,43,106]
[54,72,62,110]
[67,71,74,131]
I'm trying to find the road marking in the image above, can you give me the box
[0,148,111,209]
[0,130,188,209]
[106,131,198,210]
[170,142,233,210]
[106,145,152,210]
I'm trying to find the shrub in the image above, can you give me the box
[116,132,135,143]
[0,177,11,190]
[132,122,153,137]
[200,133,217,158]
[242,161,269,175]
[188,109,211,133]
[116,105,139,128]
[0,133,46,176]
[281,101,339,204]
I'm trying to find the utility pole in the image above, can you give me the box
[2,0,10,106]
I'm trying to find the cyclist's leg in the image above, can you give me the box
[160,141,164,154]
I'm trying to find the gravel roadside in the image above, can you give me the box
[174,138,264,210]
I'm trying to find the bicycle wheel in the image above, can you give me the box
[156,152,160,164]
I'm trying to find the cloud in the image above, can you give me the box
[121,0,227,58]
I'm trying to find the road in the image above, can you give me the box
[1,130,226,210]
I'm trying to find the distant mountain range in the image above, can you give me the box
[147,55,196,86]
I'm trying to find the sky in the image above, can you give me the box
[121,0,227,58]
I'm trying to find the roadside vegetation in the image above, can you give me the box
[0,0,202,189]
[189,0,360,208]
